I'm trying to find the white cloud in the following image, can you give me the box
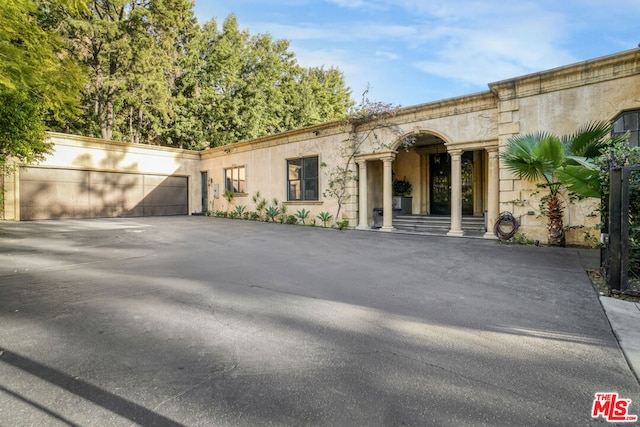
[402,1,577,85]
[194,0,638,105]
[290,44,363,75]
[375,51,400,61]
[324,0,389,11]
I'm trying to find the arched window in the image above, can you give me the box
[612,110,640,146]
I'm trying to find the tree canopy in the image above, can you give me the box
[2,1,354,156]
[0,0,87,168]
[49,8,353,148]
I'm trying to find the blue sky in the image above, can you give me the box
[193,0,639,108]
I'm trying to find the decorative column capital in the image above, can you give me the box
[485,146,499,156]
[380,154,395,164]
[448,148,464,157]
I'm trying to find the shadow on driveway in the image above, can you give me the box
[0,217,637,426]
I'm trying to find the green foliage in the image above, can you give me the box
[336,219,349,230]
[511,232,536,245]
[295,208,310,224]
[555,164,600,198]
[0,88,50,170]
[265,205,279,222]
[501,133,565,195]
[583,231,600,248]
[561,121,613,159]
[556,121,627,199]
[317,211,333,227]
[59,0,197,142]
[285,215,298,225]
[165,15,352,148]
[597,138,640,275]
[235,205,246,216]
[501,122,622,246]
[323,88,415,226]
[0,0,84,175]
[17,3,352,148]
[252,192,268,221]
[223,189,235,211]
[0,0,86,120]
[393,176,412,196]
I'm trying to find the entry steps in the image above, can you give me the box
[392,214,486,236]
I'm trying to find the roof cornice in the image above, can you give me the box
[488,49,640,100]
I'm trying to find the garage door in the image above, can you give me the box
[19,168,188,220]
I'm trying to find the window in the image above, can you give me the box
[612,110,640,147]
[287,156,318,201]
[224,166,246,193]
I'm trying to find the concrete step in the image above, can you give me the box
[392,215,486,233]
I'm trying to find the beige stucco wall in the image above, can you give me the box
[200,124,349,224]
[3,49,639,246]
[492,49,640,245]
[2,133,202,220]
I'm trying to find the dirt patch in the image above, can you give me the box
[588,269,640,303]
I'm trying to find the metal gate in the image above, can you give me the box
[605,164,640,296]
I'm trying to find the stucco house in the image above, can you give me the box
[2,49,640,245]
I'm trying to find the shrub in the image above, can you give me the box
[265,205,279,222]
[295,208,310,224]
[285,215,297,224]
[317,211,333,227]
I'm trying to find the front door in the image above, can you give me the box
[430,152,474,215]
[201,171,208,213]
[430,153,450,215]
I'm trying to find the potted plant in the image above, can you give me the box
[393,176,412,196]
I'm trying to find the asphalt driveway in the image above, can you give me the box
[0,217,638,426]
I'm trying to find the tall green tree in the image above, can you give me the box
[167,14,353,149]
[63,0,196,142]
[0,0,86,169]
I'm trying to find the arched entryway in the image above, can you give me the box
[354,131,499,238]
[393,133,480,217]
[388,131,499,238]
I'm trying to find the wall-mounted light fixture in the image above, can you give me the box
[223,148,231,154]
[313,130,321,136]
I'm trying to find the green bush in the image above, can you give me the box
[295,208,310,224]
[317,211,333,227]
[285,215,297,224]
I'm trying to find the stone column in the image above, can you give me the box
[381,155,395,232]
[484,147,500,239]
[356,159,369,230]
[447,149,464,237]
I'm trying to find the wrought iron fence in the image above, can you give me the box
[605,165,640,296]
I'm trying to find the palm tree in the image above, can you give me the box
[501,133,566,246]
[501,121,623,246]
[558,121,628,198]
